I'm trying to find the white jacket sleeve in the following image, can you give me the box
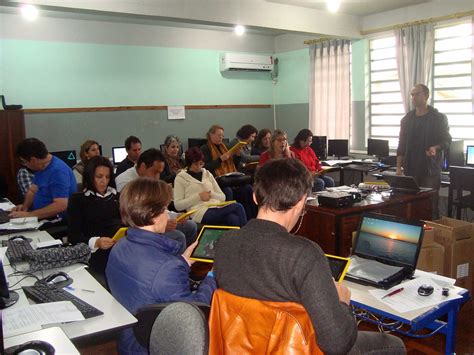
[173,174,203,211]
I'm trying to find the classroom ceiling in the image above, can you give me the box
[266,0,431,16]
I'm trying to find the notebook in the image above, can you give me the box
[382,174,432,194]
[346,213,425,289]
[190,225,240,263]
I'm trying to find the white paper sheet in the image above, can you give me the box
[0,200,16,211]
[369,275,462,313]
[167,105,186,120]
[0,217,45,230]
[2,301,85,338]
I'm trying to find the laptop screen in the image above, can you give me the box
[466,145,474,166]
[353,214,424,269]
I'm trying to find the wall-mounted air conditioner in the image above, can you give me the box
[220,53,274,72]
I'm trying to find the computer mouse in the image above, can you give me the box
[39,271,73,288]
[5,340,55,355]
[9,235,32,243]
[418,284,434,296]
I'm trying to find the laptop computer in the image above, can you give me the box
[382,174,432,194]
[346,213,425,289]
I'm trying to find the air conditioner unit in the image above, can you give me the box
[220,53,274,72]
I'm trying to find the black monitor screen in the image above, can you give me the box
[327,139,349,158]
[447,140,465,168]
[0,260,8,299]
[310,136,327,160]
[466,146,474,166]
[188,138,208,149]
[367,138,389,158]
[51,150,77,168]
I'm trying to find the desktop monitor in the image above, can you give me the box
[367,138,389,159]
[112,146,127,165]
[188,138,208,149]
[443,140,465,170]
[0,260,19,309]
[311,136,327,160]
[327,139,349,159]
[466,146,474,167]
[51,150,77,169]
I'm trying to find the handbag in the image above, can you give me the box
[26,243,91,271]
[216,173,252,188]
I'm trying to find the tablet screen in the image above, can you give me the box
[326,254,351,282]
[190,225,240,263]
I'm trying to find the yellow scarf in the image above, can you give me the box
[207,141,236,176]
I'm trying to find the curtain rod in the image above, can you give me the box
[304,37,338,45]
[360,10,474,35]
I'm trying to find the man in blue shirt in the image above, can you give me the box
[10,138,76,220]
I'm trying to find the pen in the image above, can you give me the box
[382,287,404,299]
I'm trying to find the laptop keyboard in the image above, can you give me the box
[22,283,103,319]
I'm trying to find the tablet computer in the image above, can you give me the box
[112,227,128,242]
[325,254,351,282]
[190,225,240,263]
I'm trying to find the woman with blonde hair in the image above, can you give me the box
[258,129,294,166]
[73,139,101,185]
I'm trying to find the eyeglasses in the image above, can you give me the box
[276,137,288,142]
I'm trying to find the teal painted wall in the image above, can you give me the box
[273,48,309,105]
[1,39,273,108]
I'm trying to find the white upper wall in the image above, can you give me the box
[362,0,474,33]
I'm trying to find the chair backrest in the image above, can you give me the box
[208,289,323,355]
[149,302,209,355]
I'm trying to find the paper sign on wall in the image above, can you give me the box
[168,106,186,120]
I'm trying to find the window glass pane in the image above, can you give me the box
[371,70,398,82]
[435,23,472,39]
[449,127,474,139]
[370,47,396,60]
[435,102,472,113]
[434,76,471,88]
[370,37,395,49]
[434,49,471,64]
[371,81,400,93]
[371,126,399,136]
[435,36,472,51]
[434,63,471,76]
[371,115,402,125]
[371,59,397,71]
[371,92,402,103]
[371,104,405,114]
[434,89,472,101]
[448,114,474,126]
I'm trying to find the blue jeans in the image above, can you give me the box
[201,203,247,227]
[313,175,335,192]
[164,219,198,254]
[221,184,257,220]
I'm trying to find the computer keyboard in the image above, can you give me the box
[22,282,104,319]
[4,238,34,263]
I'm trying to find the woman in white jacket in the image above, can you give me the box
[174,147,247,227]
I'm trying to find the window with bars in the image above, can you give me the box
[368,21,473,150]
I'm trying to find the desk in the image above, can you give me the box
[1,230,137,341]
[345,270,470,354]
[299,190,435,256]
[4,327,80,354]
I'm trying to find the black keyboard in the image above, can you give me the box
[5,238,34,263]
[22,283,104,319]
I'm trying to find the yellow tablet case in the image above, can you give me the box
[176,210,197,222]
[325,254,351,283]
[112,227,128,242]
[190,225,240,263]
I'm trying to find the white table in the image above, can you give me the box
[2,229,137,340]
[4,327,80,354]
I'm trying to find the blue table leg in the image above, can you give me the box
[445,304,460,354]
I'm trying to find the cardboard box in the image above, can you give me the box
[417,242,444,275]
[443,238,473,293]
[424,217,472,245]
[422,227,435,248]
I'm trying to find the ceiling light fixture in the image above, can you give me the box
[326,0,341,13]
[234,25,245,36]
[20,4,39,21]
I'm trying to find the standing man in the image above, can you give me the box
[396,84,451,219]
[10,138,77,220]
[115,136,142,177]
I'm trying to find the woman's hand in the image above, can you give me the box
[220,152,231,161]
[199,191,212,201]
[183,241,199,265]
[95,237,115,250]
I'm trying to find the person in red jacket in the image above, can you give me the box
[258,129,294,167]
[290,129,335,192]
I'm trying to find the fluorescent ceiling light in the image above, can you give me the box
[327,0,341,13]
[20,4,39,21]
[234,25,245,36]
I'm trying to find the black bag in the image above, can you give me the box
[26,243,91,271]
[216,174,252,188]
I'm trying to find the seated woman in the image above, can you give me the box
[290,129,335,192]
[174,148,247,227]
[228,124,259,170]
[73,140,101,186]
[200,124,256,219]
[251,128,271,156]
[161,135,185,185]
[106,177,216,355]
[67,156,120,283]
[258,129,294,166]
